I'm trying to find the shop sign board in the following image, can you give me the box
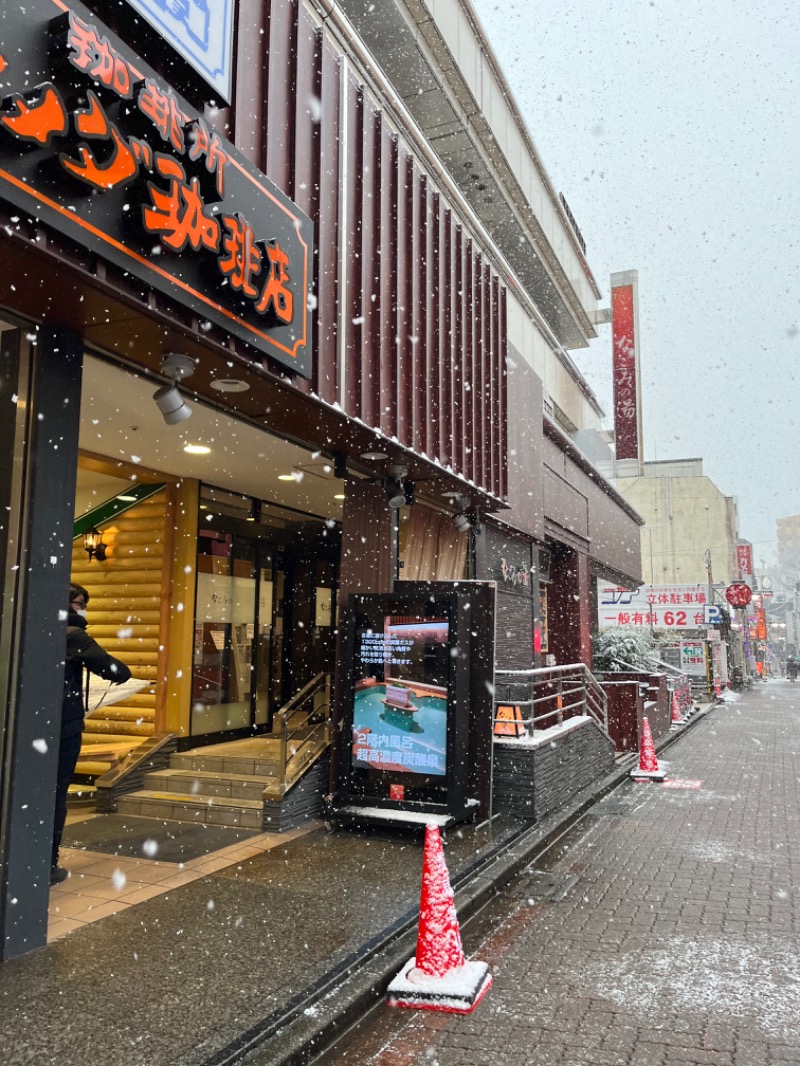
[598,583,709,630]
[703,604,723,625]
[122,0,235,103]
[0,1,313,377]
[611,271,641,462]
[736,542,753,576]
[334,590,485,826]
[680,640,707,676]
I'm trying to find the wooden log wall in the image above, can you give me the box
[70,489,174,742]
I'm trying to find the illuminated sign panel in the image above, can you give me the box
[351,618,450,779]
[0,1,313,377]
[122,0,235,103]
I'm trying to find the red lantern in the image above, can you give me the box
[725,582,752,608]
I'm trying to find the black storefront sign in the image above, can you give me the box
[0,0,313,377]
[330,587,496,828]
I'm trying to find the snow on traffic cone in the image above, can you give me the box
[670,691,685,727]
[713,676,722,699]
[386,824,492,1014]
[630,716,666,781]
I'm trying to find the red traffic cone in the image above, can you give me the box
[713,676,722,699]
[670,691,684,726]
[386,824,492,1013]
[630,716,666,781]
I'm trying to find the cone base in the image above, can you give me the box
[630,768,666,781]
[386,958,492,1014]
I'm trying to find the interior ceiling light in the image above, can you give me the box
[360,450,388,461]
[334,493,346,500]
[210,378,250,393]
[278,469,303,482]
[154,352,195,425]
[117,494,138,502]
[184,443,211,454]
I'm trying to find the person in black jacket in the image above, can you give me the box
[52,583,132,885]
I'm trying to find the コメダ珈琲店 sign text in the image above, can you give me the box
[0,1,313,377]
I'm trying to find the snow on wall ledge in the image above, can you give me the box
[493,716,614,821]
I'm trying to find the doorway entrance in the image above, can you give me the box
[190,487,339,744]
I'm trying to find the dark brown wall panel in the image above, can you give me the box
[410,171,425,454]
[227,3,508,501]
[359,107,381,428]
[293,14,321,217]
[395,151,413,445]
[314,41,341,404]
[451,225,464,475]
[232,0,268,166]
[342,78,364,408]
[497,283,508,500]
[440,208,453,467]
[378,125,398,438]
[426,191,441,463]
[265,0,297,192]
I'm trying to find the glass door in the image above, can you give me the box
[189,488,340,743]
[192,528,257,738]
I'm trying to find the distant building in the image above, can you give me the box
[613,458,739,587]
[777,515,800,572]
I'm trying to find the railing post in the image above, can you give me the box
[278,715,288,794]
[557,674,563,724]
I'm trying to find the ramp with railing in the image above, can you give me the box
[493,662,608,738]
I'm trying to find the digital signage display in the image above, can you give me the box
[350,614,450,784]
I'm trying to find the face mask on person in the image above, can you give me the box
[75,609,87,619]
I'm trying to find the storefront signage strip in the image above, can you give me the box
[0,0,313,376]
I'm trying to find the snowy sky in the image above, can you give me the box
[470,0,800,566]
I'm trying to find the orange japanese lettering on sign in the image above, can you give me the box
[255,242,294,323]
[219,213,261,297]
[143,155,220,253]
[1,33,300,341]
[138,78,186,155]
[60,92,138,191]
[67,12,133,100]
[0,84,68,146]
[186,118,228,198]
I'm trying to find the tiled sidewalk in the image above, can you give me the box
[319,681,800,1066]
[48,813,320,942]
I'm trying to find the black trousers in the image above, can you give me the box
[52,732,82,867]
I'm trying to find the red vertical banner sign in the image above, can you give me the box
[611,270,641,464]
[736,543,753,577]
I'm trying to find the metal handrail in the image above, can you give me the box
[273,673,331,794]
[494,662,608,737]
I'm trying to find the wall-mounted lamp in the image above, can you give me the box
[153,352,196,425]
[84,527,107,562]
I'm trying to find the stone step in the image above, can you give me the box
[117,789,263,829]
[143,768,275,801]
[169,751,281,776]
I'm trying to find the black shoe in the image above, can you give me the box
[50,865,69,886]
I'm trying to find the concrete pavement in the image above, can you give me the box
[318,680,800,1066]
